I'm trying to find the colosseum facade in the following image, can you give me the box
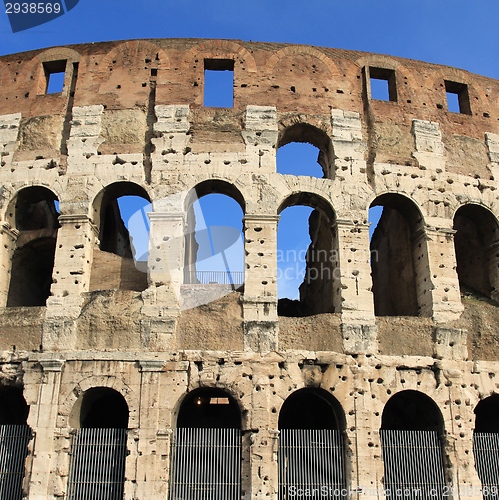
[0,38,499,500]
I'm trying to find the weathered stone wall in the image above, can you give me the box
[0,39,499,499]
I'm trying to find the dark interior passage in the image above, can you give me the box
[79,387,129,429]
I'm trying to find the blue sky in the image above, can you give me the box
[1,0,498,299]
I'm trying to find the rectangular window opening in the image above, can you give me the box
[369,67,397,102]
[43,60,67,94]
[204,59,234,108]
[445,80,471,114]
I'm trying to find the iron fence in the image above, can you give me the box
[0,424,31,500]
[184,270,244,286]
[67,428,127,500]
[169,427,241,500]
[380,429,446,500]
[474,432,499,500]
[278,429,346,500]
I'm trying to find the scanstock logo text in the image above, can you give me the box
[3,0,79,32]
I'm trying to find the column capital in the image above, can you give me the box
[244,214,280,224]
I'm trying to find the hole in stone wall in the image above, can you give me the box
[453,204,499,300]
[445,80,471,115]
[43,60,66,94]
[7,187,59,307]
[184,183,244,288]
[369,67,397,102]
[204,59,234,108]
[91,182,150,292]
[370,194,425,316]
[277,194,338,317]
[78,387,129,429]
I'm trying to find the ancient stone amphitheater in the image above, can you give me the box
[0,38,499,500]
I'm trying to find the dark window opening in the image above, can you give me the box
[445,80,471,114]
[277,195,339,317]
[453,204,499,301]
[204,59,234,108]
[177,388,240,429]
[79,388,129,429]
[369,67,397,102]
[43,60,66,94]
[370,194,426,316]
[475,395,499,433]
[279,388,344,430]
[381,390,443,433]
[0,387,29,426]
[7,187,59,307]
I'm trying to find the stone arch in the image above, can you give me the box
[278,191,339,316]
[59,375,138,430]
[183,179,245,287]
[100,40,171,71]
[188,40,257,73]
[69,387,129,429]
[380,390,447,498]
[265,45,339,77]
[5,186,59,307]
[278,387,345,430]
[90,181,150,292]
[370,192,431,316]
[28,47,81,96]
[278,121,335,179]
[453,202,499,300]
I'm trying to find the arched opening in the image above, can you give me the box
[473,395,499,495]
[170,388,241,499]
[67,388,128,500]
[184,182,244,289]
[278,388,346,499]
[370,194,429,316]
[453,204,499,301]
[91,182,150,292]
[277,193,339,317]
[380,390,446,497]
[277,123,334,178]
[6,187,59,307]
[0,386,31,500]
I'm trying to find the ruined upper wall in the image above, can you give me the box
[1,38,498,174]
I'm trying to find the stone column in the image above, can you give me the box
[25,359,64,500]
[140,211,183,350]
[0,112,21,170]
[44,214,96,350]
[135,360,167,499]
[242,214,279,352]
[0,223,18,307]
[334,219,376,354]
[247,363,279,499]
[423,227,463,322]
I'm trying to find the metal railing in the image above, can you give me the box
[474,432,499,500]
[184,270,244,286]
[380,429,446,500]
[169,427,241,500]
[278,429,346,499]
[0,424,31,500]
[67,428,127,500]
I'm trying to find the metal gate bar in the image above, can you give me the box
[474,432,499,500]
[169,427,241,500]
[0,424,31,500]
[278,429,346,500]
[67,428,127,500]
[380,429,446,500]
